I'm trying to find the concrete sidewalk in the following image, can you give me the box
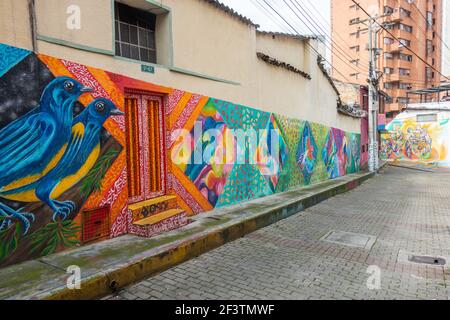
[0,170,376,300]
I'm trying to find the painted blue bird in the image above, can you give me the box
[0,77,92,234]
[0,98,124,222]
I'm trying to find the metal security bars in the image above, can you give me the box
[114,2,157,63]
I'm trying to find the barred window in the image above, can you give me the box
[115,2,157,63]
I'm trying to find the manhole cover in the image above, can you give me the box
[398,250,449,267]
[408,255,446,266]
[321,230,376,249]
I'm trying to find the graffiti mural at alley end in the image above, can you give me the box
[0,43,361,267]
[381,115,450,166]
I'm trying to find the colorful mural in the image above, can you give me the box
[381,115,450,166]
[0,43,361,268]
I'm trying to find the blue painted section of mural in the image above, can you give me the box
[0,44,31,77]
[297,122,318,185]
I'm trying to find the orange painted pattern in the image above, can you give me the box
[87,67,126,147]
[169,92,193,129]
[175,196,194,216]
[172,165,213,212]
[37,54,93,106]
[183,95,209,132]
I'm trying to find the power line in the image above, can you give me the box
[305,0,370,69]
[284,0,368,76]
[291,0,370,71]
[408,0,450,53]
[250,0,293,34]
[351,0,449,81]
[258,0,353,82]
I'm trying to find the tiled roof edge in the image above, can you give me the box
[201,0,260,28]
[257,52,312,80]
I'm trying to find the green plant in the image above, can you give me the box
[0,219,22,261]
[29,220,80,257]
[80,148,119,201]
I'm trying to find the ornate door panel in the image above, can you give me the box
[125,93,166,203]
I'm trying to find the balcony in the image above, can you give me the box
[384,43,402,53]
[384,73,401,82]
[397,59,412,69]
[385,102,404,113]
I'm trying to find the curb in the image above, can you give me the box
[40,172,375,300]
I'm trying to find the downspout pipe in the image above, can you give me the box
[28,0,37,52]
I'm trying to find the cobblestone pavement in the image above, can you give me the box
[109,166,450,300]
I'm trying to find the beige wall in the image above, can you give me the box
[35,0,114,52]
[0,0,360,133]
[0,0,32,50]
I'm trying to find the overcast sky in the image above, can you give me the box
[219,0,331,36]
[220,0,450,73]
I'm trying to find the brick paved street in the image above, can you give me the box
[109,166,450,300]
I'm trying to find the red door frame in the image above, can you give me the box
[125,89,168,204]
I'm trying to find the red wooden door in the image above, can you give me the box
[125,93,166,203]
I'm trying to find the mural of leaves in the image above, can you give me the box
[28,220,80,257]
[80,148,120,201]
[0,222,21,262]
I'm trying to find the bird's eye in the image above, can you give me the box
[64,81,75,91]
[95,102,106,112]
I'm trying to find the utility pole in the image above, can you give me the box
[367,16,380,172]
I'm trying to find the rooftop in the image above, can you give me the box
[407,83,450,96]
[201,0,260,28]
[406,101,450,111]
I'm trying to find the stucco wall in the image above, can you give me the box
[0,43,361,268]
[0,0,360,134]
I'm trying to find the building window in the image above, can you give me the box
[350,45,360,52]
[384,37,395,45]
[399,68,410,76]
[384,82,396,89]
[384,52,394,60]
[115,2,157,63]
[396,97,409,104]
[426,67,433,80]
[384,6,394,14]
[426,11,433,29]
[417,114,437,122]
[426,39,434,56]
[399,53,413,62]
[398,23,413,33]
[399,8,411,18]
[384,67,394,74]
[398,38,411,47]
[349,17,360,25]
[399,83,412,90]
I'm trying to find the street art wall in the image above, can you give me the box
[0,43,360,268]
[381,114,450,166]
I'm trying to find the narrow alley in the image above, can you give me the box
[109,166,450,300]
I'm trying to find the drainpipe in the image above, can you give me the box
[28,0,37,52]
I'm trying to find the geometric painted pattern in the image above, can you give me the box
[0,42,361,268]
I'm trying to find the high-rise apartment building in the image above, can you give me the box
[331,0,443,119]
[443,0,450,78]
